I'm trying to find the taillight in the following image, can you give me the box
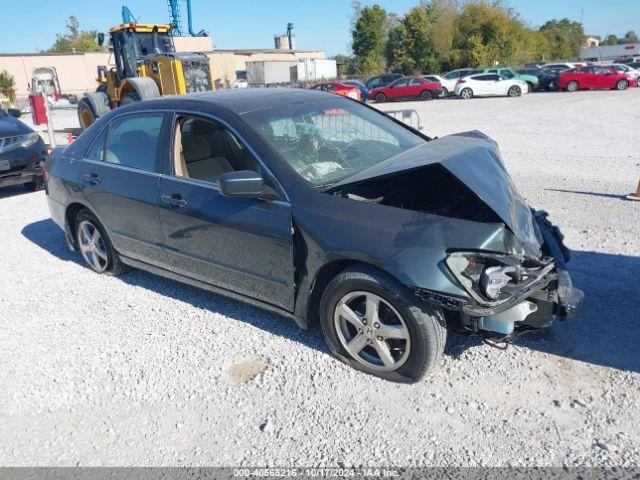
[458,79,466,84]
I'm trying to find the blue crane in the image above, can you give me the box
[121,1,200,36]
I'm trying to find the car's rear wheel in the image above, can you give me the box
[526,82,534,93]
[375,93,387,103]
[616,79,628,90]
[566,81,579,92]
[439,87,448,98]
[508,85,522,97]
[75,209,127,276]
[460,88,473,99]
[319,265,447,383]
[420,90,432,101]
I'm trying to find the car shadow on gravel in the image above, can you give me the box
[22,219,640,373]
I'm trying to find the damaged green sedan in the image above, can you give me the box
[45,89,583,383]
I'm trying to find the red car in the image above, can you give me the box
[557,66,637,92]
[368,76,443,102]
[311,82,361,101]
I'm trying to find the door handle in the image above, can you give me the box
[82,173,101,185]
[161,194,188,208]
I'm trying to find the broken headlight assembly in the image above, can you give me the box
[445,252,555,306]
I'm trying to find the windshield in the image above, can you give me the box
[242,97,425,187]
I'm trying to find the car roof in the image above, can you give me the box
[122,88,333,115]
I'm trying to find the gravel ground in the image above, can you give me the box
[1,90,639,467]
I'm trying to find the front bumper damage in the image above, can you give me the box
[416,211,584,343]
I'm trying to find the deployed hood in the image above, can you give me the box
[331,131,543,254]
[0,114,32,137]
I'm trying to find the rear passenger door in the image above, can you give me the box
[78,112,169,267]
[157,113,295,310]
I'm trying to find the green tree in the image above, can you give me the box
[352,5,388,73]
[539,18,586,60]
[49,15,104,53]
[602,34,619,46]
[620,30,639,44]
[0,70,15,90]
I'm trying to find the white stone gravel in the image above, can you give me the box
[1,89,639,467]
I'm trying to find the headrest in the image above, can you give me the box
[119,130,151,149]
[182,135,211,162]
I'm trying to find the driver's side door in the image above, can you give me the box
[157,112,295,310]
[388,79,409,98]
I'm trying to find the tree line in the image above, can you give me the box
[346,0,594,75]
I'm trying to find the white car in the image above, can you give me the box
[423,74,454,97]
[455,73,529,99]
[232,79,249,89]
[607,63,640,85]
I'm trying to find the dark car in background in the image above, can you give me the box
[516,67,562,91]
[368,76,443,102]
[44,89,583,383]
[364,73,402,90]
[0,108,46,191]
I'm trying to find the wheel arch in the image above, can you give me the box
[64,202,104,250]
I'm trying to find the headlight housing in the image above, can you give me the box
[446,252,553,306]
[0,132,40,154]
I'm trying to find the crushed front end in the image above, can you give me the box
[437,210,584,343]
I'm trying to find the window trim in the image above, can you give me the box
[82,110,169,175]
[163,109,291,204]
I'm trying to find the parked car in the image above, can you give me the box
[441,69,483,91]
[606,63,640,86]
[516,67,563,91]
[45,89,583,382]
[368,77,443,102]
[311,82,361,101]
[542,62,585,71]
[524,61,546,68]
[455,73,529,99]
[557,66,637,91]
[0,108,46,191]
[364,74,403,90]
[232,79,248,89]
[480,68,539,92]
[341,80,369,102]
[422,75,450,97]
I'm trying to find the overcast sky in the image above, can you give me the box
[0,0,638,55]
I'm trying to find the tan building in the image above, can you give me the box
[0,36,326,97]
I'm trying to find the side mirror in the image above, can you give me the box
[97,33,105,47]
[7,108,21,118]
[218,170,280,200]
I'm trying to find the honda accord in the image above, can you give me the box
[45,89,583,383]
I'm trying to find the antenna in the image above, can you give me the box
[580,6,584,24]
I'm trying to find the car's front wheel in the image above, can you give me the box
[459,88,473,99]
[615,79,628,90]
[566,81,579,92]
[75,209,127,276]
[319,265,446,383]
[508,85,522,97]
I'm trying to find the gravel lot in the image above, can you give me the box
[1,90,639,467]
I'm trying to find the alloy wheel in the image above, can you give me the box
[333,291,411,372]
[509,86,521,97]
[78,220,109,272]
[460,88,472,99]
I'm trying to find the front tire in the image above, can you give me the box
[319,265,447,383]
[508,85,522,97]
[75,209,127,276]
[615,79,628,90]
[566,81,579,92]
[77,98,97,130]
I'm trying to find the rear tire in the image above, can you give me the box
[375,93,387,103]
[75,209,127,276]
[615,79,628,91]
[460,88,473,99]
[439,87,448,98]
[319,265,447,383]
[77,98,97,130]
[420,90,432,101]
[526,82,534,93]
[566,81,579,92]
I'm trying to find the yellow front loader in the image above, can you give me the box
[78,23,214,130]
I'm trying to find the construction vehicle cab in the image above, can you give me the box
[77,22,214,130]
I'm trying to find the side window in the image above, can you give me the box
[104,113,164,172]
[394,79,409,87]
[325,84,337,91]
[444,71,459,79]
[487,69,498,74]
[501,70,514,78]
[409,79,423,86]
[85,128,106,161]
[173,116,262,185]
